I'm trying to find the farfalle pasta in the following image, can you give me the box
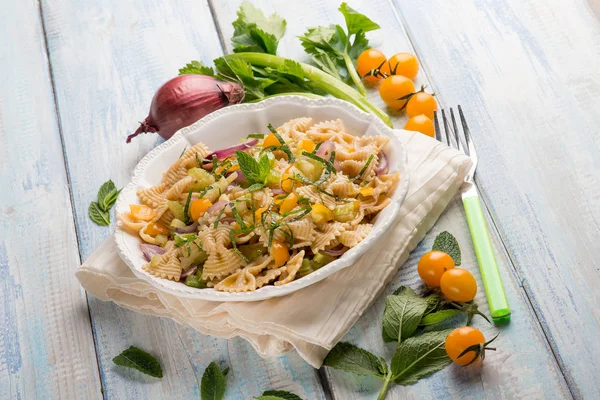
[119,118,400,292]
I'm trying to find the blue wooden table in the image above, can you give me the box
[2,0,599,398]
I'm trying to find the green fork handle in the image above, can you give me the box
[463,192,511,322]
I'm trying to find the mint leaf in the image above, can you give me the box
[201,362,228,400]
[235,150,263,184]
[424,293,441,315]
[259,154,271,182]
[89,202,110,226]
[382,286,430,343]
[257,390,303,400]
[112,346,163,378]
[419,309,462,326]
[232,1,286,55]
[247,183,265,192]
[391,330,452,385]
[432,231,461,265]
[338,2,380,36]
[179,60,215,76]
[323,342,387,378]
[97,180,120,212]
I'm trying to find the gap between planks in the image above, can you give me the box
[35,0,107,396]
[387,0,577,397]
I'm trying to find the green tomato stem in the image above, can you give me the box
[341,52,367,96]
[223,53,393,128]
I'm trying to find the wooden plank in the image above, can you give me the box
[209,0,573,398]
[0,0,101,398]
[393,0,600,398]
[39,0,325,398]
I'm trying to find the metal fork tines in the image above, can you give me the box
[434,106,477,182]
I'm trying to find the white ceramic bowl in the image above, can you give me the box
[115,96,409,301]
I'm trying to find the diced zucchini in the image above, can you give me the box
[188,167,215,191]
[168,201,186,221]
[295,158,324,182]
[265,169,281,188]
[154,234,168,246]
[297,259,315,278]
[313,252,336,267]
[238,243,268,262]
[180,245,208,269]
[184,272,207,288]
[333,203,355,222]
[170,218,186,228]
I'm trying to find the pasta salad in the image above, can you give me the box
[118,118,400,292]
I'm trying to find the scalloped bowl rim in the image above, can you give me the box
[114,96,409,302]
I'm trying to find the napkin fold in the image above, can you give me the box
[77,130,471,368]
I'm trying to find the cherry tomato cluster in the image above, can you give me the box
[417,250,497,365]
[356,49,437,137]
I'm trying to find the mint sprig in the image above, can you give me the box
[235,150,270,186]
[432,231,461,265]
[89,179,120,226]
[113,346,162,378]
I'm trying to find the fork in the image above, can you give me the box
[434,106,511,323]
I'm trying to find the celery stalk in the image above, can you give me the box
[223,53,393,128]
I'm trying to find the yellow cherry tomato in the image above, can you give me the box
[189,198,212,221]
[298,139,316,153]
[388,52,419,79]
[440,268,478,302]
[404,114,435,137]
[279,192,299,214]
[145,222,169,236]
[379,75,415,109]
[445,326,486,365]
[357,49,390,83]
[310,204,334,224]
[271,240,290,266]
[281,165,301,193]
[129,204,157,221]
[406,92,437,119]
[263,132,281,148]
[417,251,455,287]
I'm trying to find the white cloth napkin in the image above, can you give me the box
[77,129,471,368]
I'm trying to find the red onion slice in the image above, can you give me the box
[180,265,198,279]
[376,151,389,175]
[207,200,228,214]
[176,221,199,233]
[271,188,285,195]
[316,140,334,159]
[234,170,248,184]
[334,160,342,171]
[321,247,348,256]
[206,139,258,161]
[140,244,165,261]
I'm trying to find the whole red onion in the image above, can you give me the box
[126,75,244,143]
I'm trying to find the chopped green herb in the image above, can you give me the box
[247,133,265,139]
[183,190,193,224]
[174,233,198,247]
[352,154,374,181]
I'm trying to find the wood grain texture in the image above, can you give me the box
[394,0,600,398]
[0,0,101,398]
[210,0,573,398]
[39,0,324,398]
